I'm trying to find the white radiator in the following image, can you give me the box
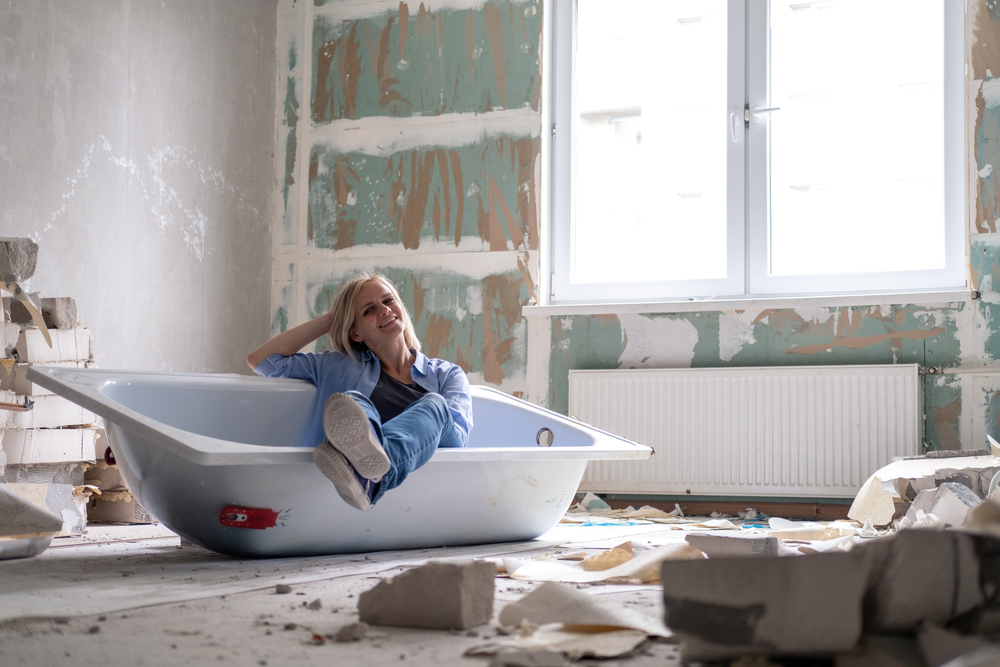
[570,365,921,499]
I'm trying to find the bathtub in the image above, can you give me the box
[27,366,651,558]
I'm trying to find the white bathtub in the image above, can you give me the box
[27,367,651,558]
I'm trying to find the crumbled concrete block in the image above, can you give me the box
[334,622,369,642]
[660,552,870,660]
[0,238,39,283]
[41,297,77,330]
[684,533,778,558]
[8,293,42,326]
[358,559,496,630]
[903,482,981,528]
[918,624,988,667]
[858,530,981,633]
[15,327,93,363]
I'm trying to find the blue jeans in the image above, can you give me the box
[342,391,463,503]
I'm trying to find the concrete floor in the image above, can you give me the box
[0,523,685,666]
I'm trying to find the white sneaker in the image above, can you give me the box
[321,393,391,480]
[313,443,377,511]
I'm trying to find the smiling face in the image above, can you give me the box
[349,280,406,349]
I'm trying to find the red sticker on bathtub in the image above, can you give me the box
[219,505,281,530]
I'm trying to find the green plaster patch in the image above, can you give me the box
[311,0,541,122]
[308,136,538,251]
[548,315,624,415]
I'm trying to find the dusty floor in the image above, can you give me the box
[0,523,686,666]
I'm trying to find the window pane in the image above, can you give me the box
[573,0,729,285]
[768,0,945,277]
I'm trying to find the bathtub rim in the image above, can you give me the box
[27,366,652,467]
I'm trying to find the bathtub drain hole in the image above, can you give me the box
[536,428,554,447]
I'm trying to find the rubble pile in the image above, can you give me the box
[0,238,152,552]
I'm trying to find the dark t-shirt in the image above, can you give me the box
[369,368,428,423]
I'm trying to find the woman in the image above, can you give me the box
[246,273,472,511]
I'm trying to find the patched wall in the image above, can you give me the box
[275,0,540,393]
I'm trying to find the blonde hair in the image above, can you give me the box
[328,273,421,360]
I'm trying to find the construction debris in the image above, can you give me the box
[901,482,980,528]
[357,559,496,630]
[684,532,778,558]
[847,475,896,526]
[660,551,871,660]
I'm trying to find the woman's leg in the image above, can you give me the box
[373,393,460,502]
[313,391,388,511]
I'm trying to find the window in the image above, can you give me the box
[550,0,966,303]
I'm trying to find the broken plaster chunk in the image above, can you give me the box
[857,529,982,633]
[274,584,292,594]
[334,621,368,642]
[903,482,981,528]
[0,238,39,283]
[40,298,77,330]
[660,551,871,660]
[358,559,496,630]
[848,475,896,527]
[684,533,778,558]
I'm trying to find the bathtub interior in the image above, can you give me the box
[96,376,607,451]
[99,378,318,448]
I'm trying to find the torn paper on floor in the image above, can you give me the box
[508,543,703,584]
[498,581,670,637]
[467,581,669,660]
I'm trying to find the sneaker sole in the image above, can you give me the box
[322,393,391,480]
[313,442,372,511]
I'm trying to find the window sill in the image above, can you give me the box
[521,290,977,317]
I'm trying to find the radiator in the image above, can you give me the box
[570,364,921,499]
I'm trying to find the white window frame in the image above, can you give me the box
[549,0,967,305]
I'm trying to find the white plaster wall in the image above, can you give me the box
[0,0,276,373]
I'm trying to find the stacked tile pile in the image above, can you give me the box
[0,237,96,534]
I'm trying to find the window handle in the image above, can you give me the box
[729,110,739,143]
[751,106,781,123]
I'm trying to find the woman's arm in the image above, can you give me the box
[246,312,333,370]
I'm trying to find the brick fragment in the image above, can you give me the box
[40,297,77,330]
[660,552,870,660]
[358,560,496,630]
[857,530,981,633]
[0,238,39,282]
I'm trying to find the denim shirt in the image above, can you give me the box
[253,349,472,449]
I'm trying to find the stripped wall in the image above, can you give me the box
[275,0,541,393]
[274,0,1000,452]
